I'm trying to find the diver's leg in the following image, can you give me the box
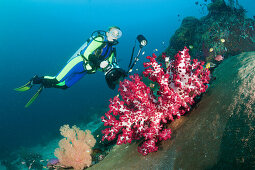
[31,56,86,89]
[55,56,84,82]
[63,67,86,87]
[55,56,86,88]
[43,76,68,89]
[30,76,68,89]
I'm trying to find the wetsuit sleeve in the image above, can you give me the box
[107,47,118,65]
[81,36,104,59]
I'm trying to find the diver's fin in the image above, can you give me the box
[14,81,32,92]
[25,85,43,108]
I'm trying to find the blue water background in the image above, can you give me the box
[0,0,254,159]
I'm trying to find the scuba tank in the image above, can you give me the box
[67,30,108,63]
[67,41,89,63]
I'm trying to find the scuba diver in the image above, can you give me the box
[15,26,127,107]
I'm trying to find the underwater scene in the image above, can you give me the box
[0,0,255,169]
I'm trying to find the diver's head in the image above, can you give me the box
[106,26,122,42]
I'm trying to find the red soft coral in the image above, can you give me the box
[102,47,210,155]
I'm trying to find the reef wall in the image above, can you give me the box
[89,51,255,169]
[163,0,255,64]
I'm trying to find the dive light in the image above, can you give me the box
[127,34,148,74]
[137,35,147,48]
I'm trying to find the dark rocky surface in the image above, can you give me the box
[89,51,255,170]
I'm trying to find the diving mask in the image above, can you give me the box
[108,28,122,39]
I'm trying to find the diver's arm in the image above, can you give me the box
[100,48,119,73]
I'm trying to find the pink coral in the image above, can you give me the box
[101,47,210,155]
[54,125,96,170]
